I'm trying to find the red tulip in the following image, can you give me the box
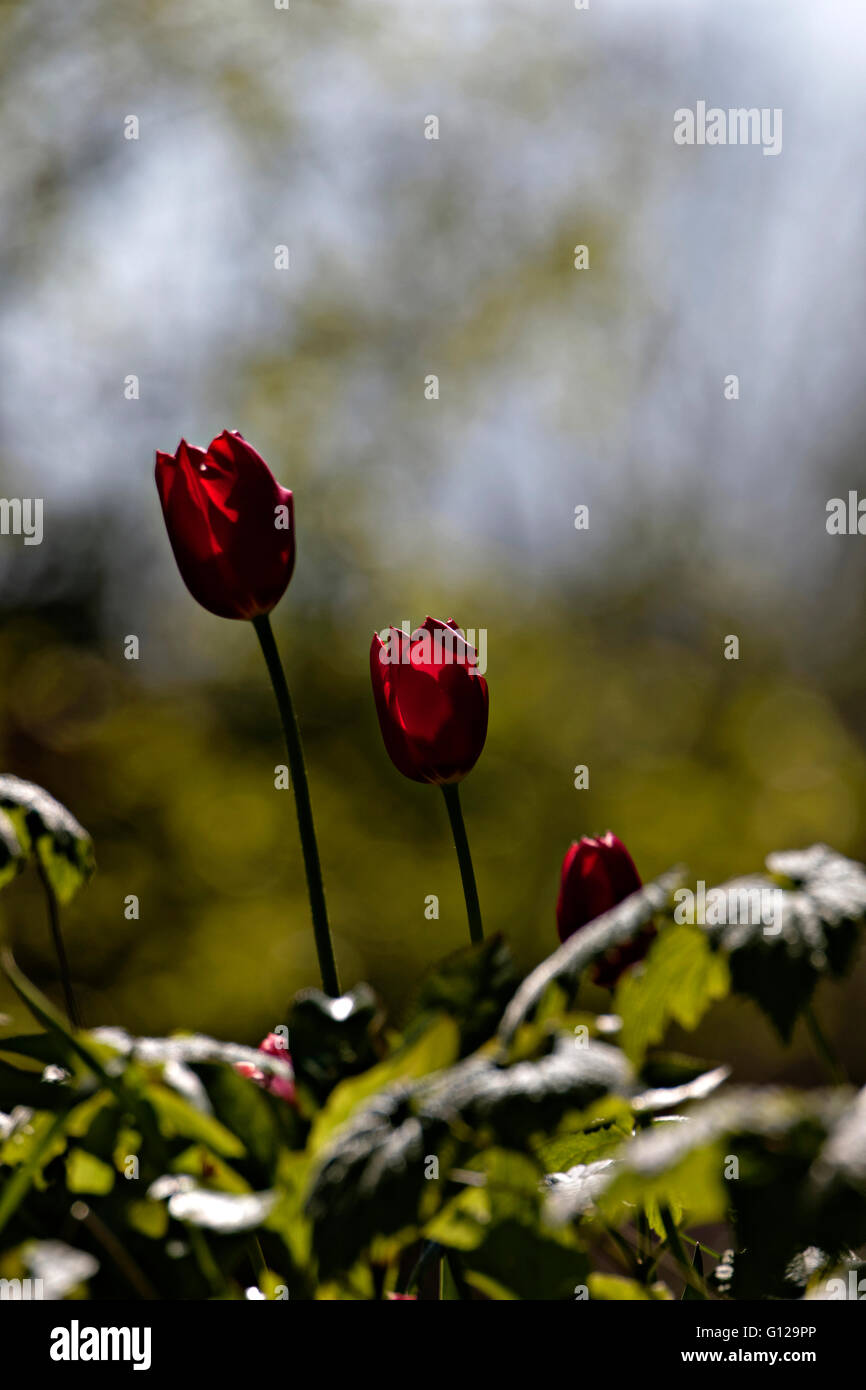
[155,430,294,620]
[556,832,653,987]
[235,1032,296,1105]
[370,618,488,785]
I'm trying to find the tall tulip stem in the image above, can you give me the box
[253,614,341,998]
[441,783,484,945]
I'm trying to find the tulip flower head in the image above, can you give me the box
[556,832,653,987]
[155,430,294,620]
[370,618,489,785]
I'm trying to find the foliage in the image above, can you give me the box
[1,784,864,1300]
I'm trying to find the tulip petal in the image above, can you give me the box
[155,432,295,620]
[369,619,489,785]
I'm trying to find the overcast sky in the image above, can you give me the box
[1,0,864,610]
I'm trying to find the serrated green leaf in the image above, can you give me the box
[307,1036,633,1278]
[592,1086,856,1298]
[498,868,686,1044]
[705,846,866,1042]
[615,924,730,1065]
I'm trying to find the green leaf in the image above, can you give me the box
[306,1036,633,1277]
[170,1144,252,1194]
[433,1148,542,1235]
[0,1112,68,1234]
[587,1273,672,1300]
[286,984,384,1104]
[65,1147,115,1195]
[125,1199,169,1240]
[440,1254,462,1300]
[428,1149,587,1300]
[498,868,686,1045]
[544,1157,621,1217]
[0,808,25,891]
[0,951,170,1166]
[615,925,730,1065]
[309,1014,460,1154]
[0,1106,69,1169]
[592,1086,856,1299]
[197,1064,283,1177]
[0,775,94,905]
[145,1085,246,1159]
[534,1120,630,1175]
[407,935,520,1055]
[1,951,115,1091]
[704,845,866,1042]
[66,1091,117,1147]
[462,1217,587,1301]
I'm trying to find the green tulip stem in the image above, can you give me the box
[253,614,341,998]
[441,783,484,945]
[36,861,82,1029]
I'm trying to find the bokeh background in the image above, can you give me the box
[1,0,865,1083]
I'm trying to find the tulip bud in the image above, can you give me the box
[155,430,294,620]
[556,832,653,987]
[370,618,488,785]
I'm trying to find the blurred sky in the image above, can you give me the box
[1,0,865,634]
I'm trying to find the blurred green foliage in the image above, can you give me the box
[1,564,866,1089]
